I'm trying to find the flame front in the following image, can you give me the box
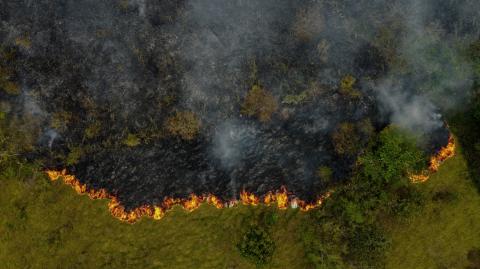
[410,135,456,183]
[45,136,453,223]
[46,169,331,223]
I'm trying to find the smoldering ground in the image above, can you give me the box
[0,0,477,208]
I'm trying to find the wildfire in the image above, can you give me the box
[410,135,456,183]
[46,169,332,223]
[46,136,453,223]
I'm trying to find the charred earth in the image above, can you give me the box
[0,0,473,212]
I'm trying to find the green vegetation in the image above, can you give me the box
[123,133,141,147]
[164,111,201,140]
[359,126,426,185]
[316,166,333,182]
[66,147,84,166]
[385,147,480,269]
[237,225,276,266]
[282,91,309,105]
[241,85,278,122]
[0,118,479,268]
[339,75,361,98]
[332,120,374,156]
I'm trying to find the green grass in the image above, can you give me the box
[1,146,479,268]
[385,147,480,269]
[0,169,308,269]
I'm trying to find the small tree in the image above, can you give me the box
[237,225,275,266]
[241,85,278,122]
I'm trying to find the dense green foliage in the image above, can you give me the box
[359,126,426,185]
[237,225,276,266]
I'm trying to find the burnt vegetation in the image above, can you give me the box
[1,0,480,268]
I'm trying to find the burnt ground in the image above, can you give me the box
[0,0,465,209]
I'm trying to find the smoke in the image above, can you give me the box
[212,120,258,169]
[375,79,443,132]
[1,0,479,204]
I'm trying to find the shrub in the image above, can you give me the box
[66,147,84,166]
[164,111,200,140]
[317,166,333,182]
[241,85,278,122]
[332,123,361,156]
[347,225,389,268]
[84,122,102,139]
[50,111,73,132]
[389,186,425,217]
[359,126,426,185]
[467,248,480,269]
[237,225,275,266]
[123,134,141,147]
[339,75,361,98]
[15,36,31,49]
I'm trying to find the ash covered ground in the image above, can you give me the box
[0,0,477,209]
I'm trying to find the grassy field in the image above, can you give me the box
[1,148,479,268]
[385,147,480,269]
[0,165,309,269]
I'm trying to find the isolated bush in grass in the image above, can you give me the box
[467,248,480,269]
[237,225,275,266]
[347,225,389,268]
[165,111,201,140]
[241,85,278,122]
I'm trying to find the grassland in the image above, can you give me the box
[0,165,309,269]
[1,147,479,268]
[385,146,480,269]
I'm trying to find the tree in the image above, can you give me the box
[359,126,426,185]
[237,225,275,266]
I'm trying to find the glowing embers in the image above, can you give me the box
[410,135,456,183]
[47,169,330,223]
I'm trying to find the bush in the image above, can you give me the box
[359,126,426,185]
[347,225,389,268]
[467,248,480,269]
[66,147,84,166]
[301,221,345,269]
[317,166,333,182]
[164,111,200,140]
[241,85,278,122]
[389,186,425,217]
[237,225,275,266]
[123,134,141,147]
[339,75,361,98]
[332,123,362,156]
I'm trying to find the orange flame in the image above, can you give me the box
[410,135,456,183]
[46,136,454,222]
[46,169,332,223]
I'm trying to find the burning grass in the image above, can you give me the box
[46,170,331,223]
[410,135,456,183]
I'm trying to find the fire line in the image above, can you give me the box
[45,136,454,223]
